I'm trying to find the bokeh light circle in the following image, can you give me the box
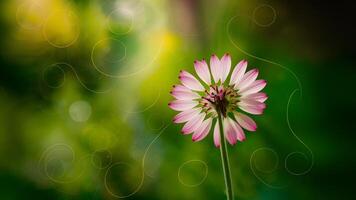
[42,63,66,88]
[178,159,208,187]
[252,148,279,173]
[252,4,277,27]
[42,10,80,48]
[69,100,92,122]
[104,162,142,198]
[38,143,85,184]
[107,6,134,35]
[249,148,287,189]
[16,1,46,30]
[91,38,127,76]
[106,0,149,35]
[285,151,312,175]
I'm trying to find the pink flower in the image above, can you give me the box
[169,54,267,147]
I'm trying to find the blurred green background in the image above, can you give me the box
[0,0,355,199]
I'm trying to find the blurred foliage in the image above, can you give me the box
[0,0,354,199]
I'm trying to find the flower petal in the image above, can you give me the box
[234,112,257,131]
[210,54,222,83]
[230,118,246,141]
[173,108,201,123]
[229,60,247,86]
[170,90,200,100]
[182,113,205,134]
[213,122,221,148]
[239,80,267,96]
[239,99,266,108]
[179,70,205,91]
[235,69,259,90]
[241,92,268,103]
[194,60,211,85]
[221,53,231,83]
[224,118,238,145]
[192,118,212,141]
[168,100,198,111]
[238,104,265,115]
[172,84,192,93]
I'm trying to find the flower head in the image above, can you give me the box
[169,54,267,147]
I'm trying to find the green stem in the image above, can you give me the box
[217,112,234,200]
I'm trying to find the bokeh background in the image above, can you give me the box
[0,0,355,199]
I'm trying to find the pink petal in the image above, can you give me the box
[239,99,266,108]
[238,104,265,115]
[224,118,238,145]
[172,85,191,93]
[239,80,267,96]
[234,112,257,131]
[220,53,231,83]
[210,54,222,83]
[192,118,212,141]
[168,100,198,111]
[170,90,200,100]
[173,108,201,123]
[235,69,259,90]
[241,92,268,103]
[229,60,247,86]
[182,113,205,134]
[213,122,221,148]
[230,119,246,141]
[194,60,211,85]
[179,70,205,91]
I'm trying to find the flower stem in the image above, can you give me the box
[217,112,234,200]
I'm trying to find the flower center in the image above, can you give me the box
[200,85,240,117]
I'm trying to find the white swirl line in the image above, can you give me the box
[250,147,287,189]
[104,123,170,198]
[226,15,303,96]
[285,89,314,175]
[177,159,208,187]
[42,62,112,94]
